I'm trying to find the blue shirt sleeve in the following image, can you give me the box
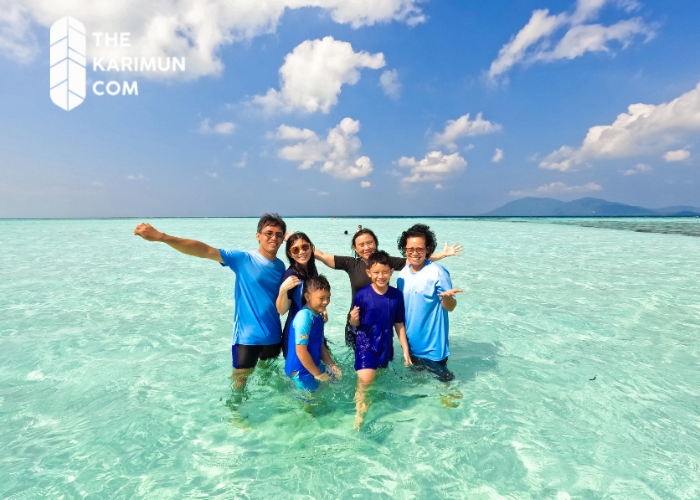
[219,249,245,272]
[434,265,453,295]
[394,289,406,324]
[292,309,314,345]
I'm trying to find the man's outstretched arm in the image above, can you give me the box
[133,223,223,263]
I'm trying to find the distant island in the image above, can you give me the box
[481,197,700,217]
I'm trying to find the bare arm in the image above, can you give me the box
[296,344,329,380]
[394,322,412,366]
[133,223,223,263]
[438,289,463,312]
[314,248,336,269]
[429,241,463,262]
[276,275,301,315]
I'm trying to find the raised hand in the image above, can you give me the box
[442,241,463,257]
[280,275,301,292]
[322,310,329,323]
[284,230,295,242]
[437,289,463,298]
[133,223,163,242]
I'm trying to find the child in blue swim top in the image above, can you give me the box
[348,251,411,429]
[285,275,342,393]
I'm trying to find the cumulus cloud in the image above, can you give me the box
[127,174,145,180]
[397,151,467,183]
[361,181,371,187]
[540,83,700,171]
[234,153,247,168]
[510,181,602,197]
[379,69,401,99]
[432,113,502,151]
[252,37,385,114]
[487,0,654,83]
[664,149,690,162]
[621,163,652,175]
[276,117,372,179]
[435,183,444,190]
[199,119,235,135]
[3,1,422,78]
[492,148,504,163]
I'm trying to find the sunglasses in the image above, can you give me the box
[290,243,311,255]
[261,231,285,240]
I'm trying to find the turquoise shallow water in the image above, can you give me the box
[1,217,699,499]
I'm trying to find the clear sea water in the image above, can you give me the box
[1,217,699,499]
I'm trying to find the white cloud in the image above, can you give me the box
[127,174,145,180]
[487,0,653,83]
[199,119,235,135]
[435,183,444,190]
[379,69,401,99]
[252,36,385,114]
[397,151,467,183]
[361,181,371,188]
[432,113,502,151]
[4,1,423,78]
[206,171,218,178]
[510,181,602,197]
[540,83,700,171]
[276,117,373,179]
[664,149,690,162]
[234,153,247,168]
[621,163,652,175]
[492,148,504,163]
[318,191,329,196]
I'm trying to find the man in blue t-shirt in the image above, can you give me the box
[397,224,463,383]
[134,213,287,389]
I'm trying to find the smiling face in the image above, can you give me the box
[288,237,312,265]
[304,288,331,315]
[352,233,377,261]
[256,223,284,255]
[405,236,427,270]
[366,262,393,289]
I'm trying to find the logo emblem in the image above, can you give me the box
[50,16,86,110]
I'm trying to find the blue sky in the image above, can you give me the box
[1,0,699,217]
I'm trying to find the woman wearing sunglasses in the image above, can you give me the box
[276,232,321,358]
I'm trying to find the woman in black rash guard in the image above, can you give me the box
[314,228,462,348]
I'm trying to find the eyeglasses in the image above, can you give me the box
[261,231,284,240]
[404,247,426,255]
[290,243,311,255]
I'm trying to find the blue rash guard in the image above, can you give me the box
[352,285,405,371]
[219,249,285,346]
[397,261,453,362]
[285,307,326,392]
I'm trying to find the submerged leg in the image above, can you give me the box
[354,369,375,430]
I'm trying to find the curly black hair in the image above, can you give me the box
[397,224,437,259]
[257,213,286,234]
[367,250,392,269]
[305,274,331,294]
[351,228,378,258]
[285,232,318,281]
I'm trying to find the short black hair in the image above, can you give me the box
[397,224,438,259]
[367,250,392,269]
[257,213,286,234]
[305,274,331,294]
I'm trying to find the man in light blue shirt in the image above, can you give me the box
[397,224,463,382]
[134,213,287,389]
